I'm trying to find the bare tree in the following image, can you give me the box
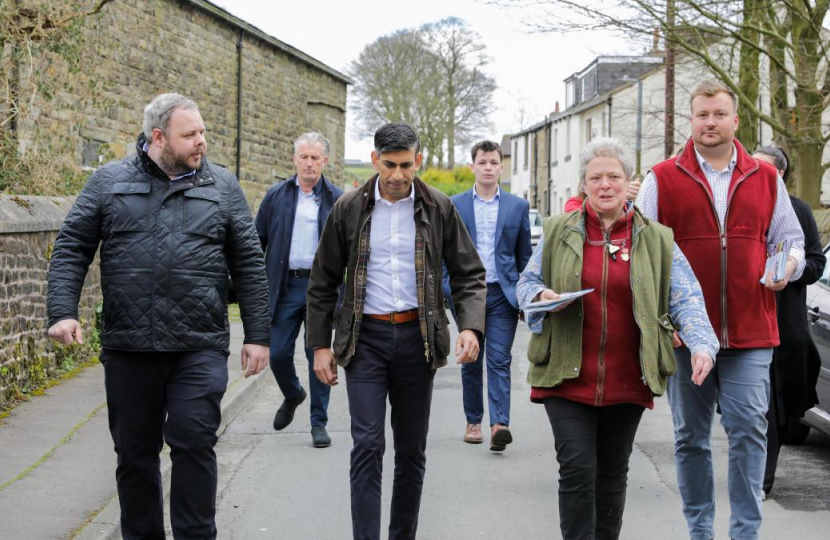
[348,18,496,169]
[423,17,496,167]
[494,0,830,207]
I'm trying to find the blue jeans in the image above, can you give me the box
[462,283,519,426]
[667,347,772,540]
[269,276,329,427]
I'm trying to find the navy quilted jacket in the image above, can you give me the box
[47,134,270,351]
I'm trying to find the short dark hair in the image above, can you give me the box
[374,122,420,155]
[470,140,503,163]
[755,145,791,184]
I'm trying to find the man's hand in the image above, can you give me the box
[240,344,269,378]
[764,259,796,291]
[690,351,714,386]
[314,348,339,386]
[455,329,480,364]
[534,288,573,313]
[48,319,84,345]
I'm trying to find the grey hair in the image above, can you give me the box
[577,137,634,193]
[755,145,788,175]
[143,93,199,141]
[294,132,330,156]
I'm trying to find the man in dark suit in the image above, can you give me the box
[255,132,343,448]
[444,139,532,451]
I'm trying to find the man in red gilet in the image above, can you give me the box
[636,80,805,540]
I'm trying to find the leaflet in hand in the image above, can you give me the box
[524,289,594,314]
[759,239,792,283]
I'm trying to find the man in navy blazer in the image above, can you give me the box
[444,140,532,451]
[255,132,343,448]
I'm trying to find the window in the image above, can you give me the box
[566,81,575,108]
[586,119,593,143]
[602,111,607,137]
[82,138,107,168]
[523,135,529,170]
[513,140,518,173]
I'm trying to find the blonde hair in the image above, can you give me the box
[690,80,737,112]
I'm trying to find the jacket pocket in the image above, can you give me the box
[110,182,150,232]
[434,312,451,359]
[184,187,221,238]
[657,313,678,376]
[332,309,355,359]
[527,316,552,364]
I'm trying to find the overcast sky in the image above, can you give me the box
[212,0,633,163]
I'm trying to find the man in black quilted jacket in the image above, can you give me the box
[46,93,270,540]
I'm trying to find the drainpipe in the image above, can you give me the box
[235,29,243,179]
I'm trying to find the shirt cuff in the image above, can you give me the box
[788,246,806,281]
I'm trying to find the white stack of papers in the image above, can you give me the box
[523,289,595,314]
[759,239,792,283]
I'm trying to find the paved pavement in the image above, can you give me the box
[1,318,829,539]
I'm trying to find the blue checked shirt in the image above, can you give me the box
[637,144,805,279]
[517,235,719,361]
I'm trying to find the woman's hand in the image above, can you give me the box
[533,289,573,312]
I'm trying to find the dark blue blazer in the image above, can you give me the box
[443,187,532,310]
[255,174,343,319]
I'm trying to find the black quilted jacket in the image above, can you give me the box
[47,134,270,351]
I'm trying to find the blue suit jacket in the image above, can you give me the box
[255,174,343,320]
[443,187,532,311]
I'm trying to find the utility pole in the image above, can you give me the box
[664,0,675,159]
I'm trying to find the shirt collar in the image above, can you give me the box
[693,143,737,175]
[374,179,415,205]
[141,142,197,182]
[473,184,500,202]
[295,176,322,197]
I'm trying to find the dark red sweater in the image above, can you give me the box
[531,205,653,408]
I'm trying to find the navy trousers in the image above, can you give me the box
[345,317,435,540]
[101,348,229,540]
[269,275,330,427]
[462,283,518,426]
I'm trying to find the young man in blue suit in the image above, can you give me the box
[444,140,532,451]
[255,132,343,448]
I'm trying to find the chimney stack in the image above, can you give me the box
[554,101,560,113]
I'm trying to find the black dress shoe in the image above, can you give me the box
[311,426,331,448]
[273,387,307,431]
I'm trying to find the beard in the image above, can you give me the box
[159,142,203,176]
[695,131,728,148]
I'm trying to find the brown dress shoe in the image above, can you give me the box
[463,423,483,444]
[490,424,513,452]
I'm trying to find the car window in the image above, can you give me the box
[529,212,542,227]
[821,254,830,286]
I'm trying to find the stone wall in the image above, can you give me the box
[18,0,349,212]
[0,196,101,408]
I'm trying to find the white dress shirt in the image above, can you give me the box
[364,181,419,314]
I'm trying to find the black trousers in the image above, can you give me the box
[544,396,645,540]
[344,318,436,540]
[101,349,229,540]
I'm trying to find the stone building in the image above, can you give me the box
[0,0,349,406]
[16,0,350,208]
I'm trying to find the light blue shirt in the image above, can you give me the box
[473,185,500,284]
[364,182,419,314]
[288,179,319,270]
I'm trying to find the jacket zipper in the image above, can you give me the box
[595,228,610,406]
[676,162,752,349]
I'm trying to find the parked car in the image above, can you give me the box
[801,244,830,441]
[529,209,543,247]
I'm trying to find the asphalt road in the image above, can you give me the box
[154,317,830,539]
